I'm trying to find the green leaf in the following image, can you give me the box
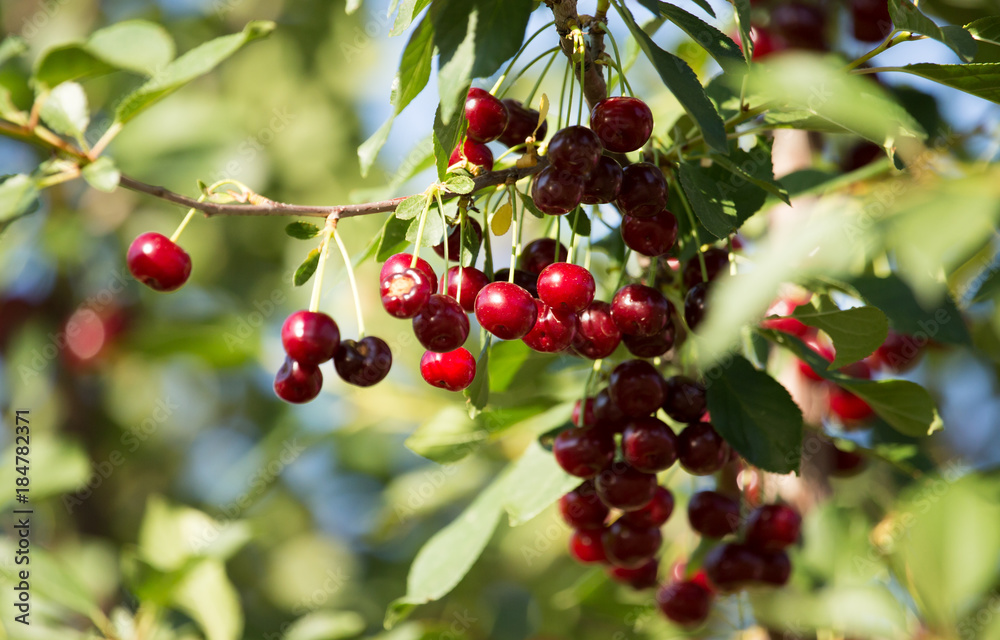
[705,354,803,474]
[284,611,366,640]
[173,559,243,640]
[568,207,591,236]
[966,17,1000,46]
[879,63,1000,104]
[391,0,434,36]
[517,189,544,219]
[444,174,475,194]
[618,3,727,153]
[433,99,466,180]
[405,406,487,463]
[115,21,274,124]
[294,248,321,286]
[406,209,444,247]
[710,151,789,204]
[285,221,321,240]
[376,216,412,262]
[634,0,746,73]
[395,194,428,221]
[790,303,889,368]
[0,174,39,224]
[731,0,754,61]
[761,330,943,436]
[460,216,482,266]
[487,340,532,392]
[81,157,121,192]
[39,81,89,140]
[359,118,395,178]
[392,16,435,114]
[678,157,771,238]
[464,344,490,412]
[889,0,977,61]
[0,36,27,69]
[431,1,476,126]
[502,441,580,526]
[848,273,970,344]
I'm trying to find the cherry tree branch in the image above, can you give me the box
[546,0,608,109]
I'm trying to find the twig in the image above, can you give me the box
[546,0,607,108]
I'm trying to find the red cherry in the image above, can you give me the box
[609,359,665,418]
[572,301,622,359]
[761,297,811,337]
[281,310,341,366]
[537,262,596,313]
[687,491,741,538]
[611,284,670,337]
[440,266,491,312]
[797,337,835,382]
[581,156,623,205]
[617,163,668,218]
[869,330,923,372]
[657,581,713,627]
[433,218,483,261]
[830,444,867,477]
[677,422,728,476]
[474,282,538,340]
[590,97,654,153]
[498,98,548,148]
[380,252,437,285]
[547,125,603,175]
[662,376,707,422]
[682,248,730,289]
[519,238,568,275]
[771,3,827,50]
[702,543,765,591]
[450,139,494,171]
[420,348,476,391]
[828,387,874,424]
[745,504,801,552]
[491,268,539,298]
[593,388,627,431]
[684,282,709,331]
[333,336,392,387]
[531,166,584,215]
[757,549,792,586]
[412,294,470,352]
[126,232,192,292]
[553,427,615,478]
[573,397,599,428]
[522,300,577,353]
[621,211,678,257]
[560,481,610,528]
[603,520,663,569]
[380,268,432,319]
[736,26,781,59]
[569,526,609,564]
[608,559,659,590]
[274,357,323,403]
[465,87,509,143]
[621,486,675,528]
[621,417,679,473]
[851,0,893,42]
[595,462,658,511]
[622,325,676,358]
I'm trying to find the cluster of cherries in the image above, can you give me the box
[741,0,892,61]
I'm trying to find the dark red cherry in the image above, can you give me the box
[559,481,610,529]
[657,581,713,627]
[412,294,470,352]
[603,520,663,569]
[593,388,627,430]
[569,526,608,564]
[869,330,922,372]
[450,139,494,171]
[684,282,709,330]
[127,232,192,292]
[828,387,874,424]
[433,218,483,261]
[617,163,668,218]
[572,301,622,359]
[682,248,730,289]
[531,166,584,215]
[547,125,603,175]
[757,549,792,586]
[333,336,392,387]
[611,284,670,337]
[572,397,598,428]
[608,559,659,590]
[609,359,665,418]
[281,310,341,366]
[581,156,623,204]
[841,141,883,172]
[380,268,432,319]
[522,300,577,353]
[662,376,707,422]
[465,87,509,143]
[702,543,764,591]
[420,347,476,391]
[475,281,538,340]
[851,0,893,42]
[380,252,437,286]
[621,211,678,257]
[274,357,323,403]
[830,444,867,477]
[595,462,658,511]
[771,3,827,50]
[537,262,596,313]
[491,268,539,298]
[621,486,675,528]
[498,98,548,148]
[440,265,491,312]
[553,427,615,478]
[678,422,728,476]
[519,238,568,275]
[745,504,801,552]
[590,97,654,153]
[621,417,679,473]
[687,491,741,538]
[622,325,675,358]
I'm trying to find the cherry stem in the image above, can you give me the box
[845,30,909,71]
[614,248,633,290]
[525,48,561,107]
[507,186,519,283]
[457,201,467,303]
[577,359,603,427]
[482,198,495,279]
[332,224,366,338]
[567,207,581,263]
[492,22,558,96]
[169,194,207,243]
[493,142,528,165]
[436,189,450,293]
[576,31,586,125]
[409,196,433,269]
[596,21,632,97]
[557,58,572,131]
[309,218,335,313]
